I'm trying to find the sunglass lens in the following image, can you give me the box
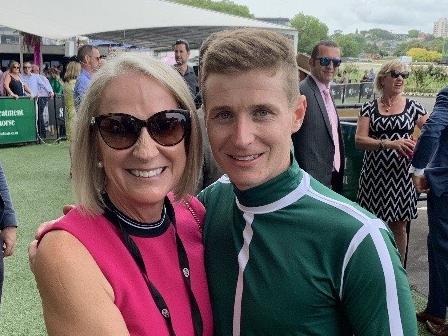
[149,111,188,146]
[333,59,342,67]
[98,116,140,149]
[402,72,409,79]
[319,57,330,66]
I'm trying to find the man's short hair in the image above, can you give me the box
[200,29,299,106]
[77,45,98,63]
[310,40,340,60]
[174,39,190,52]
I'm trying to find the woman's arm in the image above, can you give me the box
[35,230,130,336]
[3,74,18,98]
[355,116,415,157]
[355,116,382,150]
[416,112,429,130]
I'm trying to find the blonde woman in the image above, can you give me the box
[355,59,428,264]
[63,61,81,142]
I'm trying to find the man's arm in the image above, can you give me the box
[412,88,448,169]
[0,163,17,256]
[341,224,417,335]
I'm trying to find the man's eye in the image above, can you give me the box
[253,109,271,118]
[212,111,232,120]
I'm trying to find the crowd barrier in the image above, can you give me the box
[0,95,66,145]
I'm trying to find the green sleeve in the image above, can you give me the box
[341,229,417,335]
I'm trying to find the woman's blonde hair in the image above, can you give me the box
[374,59,409,94]
[64,61,81,82]
[71,52,202,214]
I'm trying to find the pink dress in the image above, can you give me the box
[39,195,213,336]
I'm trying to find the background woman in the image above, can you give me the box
[63,61,81,142]
[355,59,428,264]
[34,53,212,335]
[4,61,32,98]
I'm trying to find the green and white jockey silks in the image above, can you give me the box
[199,159,416,336]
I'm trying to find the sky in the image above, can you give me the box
[233,0,448,35]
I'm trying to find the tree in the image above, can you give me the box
[289,12,328,54]
[175,0,253,18]
[407,48,442,62]
[408,29,419,38]
[333,33,365,57]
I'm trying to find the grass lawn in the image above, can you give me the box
[0,141,434,335]
[0,141,74,335]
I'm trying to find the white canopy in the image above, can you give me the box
[0,0,297,51]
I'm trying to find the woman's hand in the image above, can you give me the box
[388,138,416,158]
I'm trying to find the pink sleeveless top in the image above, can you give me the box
[39,196,213,336]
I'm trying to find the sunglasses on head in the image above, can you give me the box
[389,70,409,79]
[316,57,342,67]
[91,109,191,150]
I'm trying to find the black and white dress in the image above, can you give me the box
[357,98,427,222]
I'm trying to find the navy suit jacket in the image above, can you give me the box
[412,87,448,197]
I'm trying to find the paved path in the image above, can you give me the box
[406,200,429,297]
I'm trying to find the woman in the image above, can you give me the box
[63,61,81,142]
[48,68,64,95]
[3,61,32,98]
[34,53,213,335]
[355,59,428,264]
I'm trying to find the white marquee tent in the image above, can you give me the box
[0,0,297,51]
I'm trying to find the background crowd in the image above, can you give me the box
[1,29,447,336]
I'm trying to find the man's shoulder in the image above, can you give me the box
[197,175,233,206]
[302,177,381,231]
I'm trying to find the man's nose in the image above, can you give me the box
[232,117,255,146]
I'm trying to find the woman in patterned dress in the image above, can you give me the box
[355,59,428,264]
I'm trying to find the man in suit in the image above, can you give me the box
[411,87,448,336]
[0,163,17,304]
[292,41,345,192]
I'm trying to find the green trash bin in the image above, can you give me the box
[341,121,364,202]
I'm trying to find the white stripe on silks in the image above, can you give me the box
[233,212,255,336]
[367,225,404,336]
[306,185,403,335]
[235,172,309,214]
[339,220,388,298]
[339,225,370,299]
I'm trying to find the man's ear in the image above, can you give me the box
[291,95,307,133]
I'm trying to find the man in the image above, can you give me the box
[173,39,198,97]
[0,163,17,304]
[410,87,448,336]
[292,41,345,192]
[74,44,100,109]
[199,29,416,335]
[23,63,54,140]
[28,30,416,335]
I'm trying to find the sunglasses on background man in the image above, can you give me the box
[316,57,342,68]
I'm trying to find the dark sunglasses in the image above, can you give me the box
[389,70,409,79]
[316,57,342,67]
[91,110,191,150]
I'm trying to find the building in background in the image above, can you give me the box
[433,17,448,38]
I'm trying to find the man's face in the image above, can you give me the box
[31,65,39,74]
[204,70,305,190]
[309,46,341,85]
[23,63,32,75]
[87,48,101,72]
[174,43,189,66]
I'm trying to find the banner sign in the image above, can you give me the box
[0,98,37,145]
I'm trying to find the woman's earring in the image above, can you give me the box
[97,161,104,168]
